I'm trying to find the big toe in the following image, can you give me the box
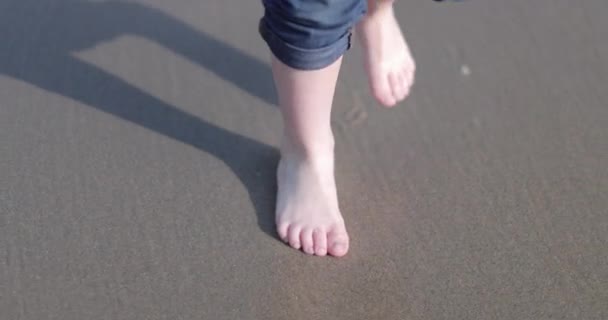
[327,225,349,257]
[389,71,407,102]
[371,73,397,107]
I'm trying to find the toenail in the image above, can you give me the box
[332,243,346,252]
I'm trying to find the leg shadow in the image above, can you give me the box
[0,0,279,237]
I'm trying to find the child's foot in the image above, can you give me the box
[275,140,349,257]
[356,1,415,107]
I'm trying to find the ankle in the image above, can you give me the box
[281,131,335,163]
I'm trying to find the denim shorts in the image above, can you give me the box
[260,0,367,70]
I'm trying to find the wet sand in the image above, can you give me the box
[1,0,606,319]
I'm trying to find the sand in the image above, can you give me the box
[1,0,606,319]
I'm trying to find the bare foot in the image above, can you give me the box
[356,1,415,107]
[275,141,349,257]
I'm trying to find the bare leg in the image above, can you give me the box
[269,0,414,257]
[272,55,349,257]
[357,0,416,107]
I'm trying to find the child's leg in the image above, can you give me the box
[272,56,347,257]
[357,0,416,107]
[260,0,366,257]
[259,0,414,257]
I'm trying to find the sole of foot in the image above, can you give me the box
[356,3,416,107]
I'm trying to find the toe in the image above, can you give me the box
[371,74,396,107]
[313,229,328,256]
[398,70,411,99]
[327,225,349,257]
[300,228,315,255]
[288,225,302,250]
[403,66,415,90]
[277,223,289,242]
[389,72,405,103]
[404,63,414,79]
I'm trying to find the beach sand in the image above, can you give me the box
[1,0,606,319]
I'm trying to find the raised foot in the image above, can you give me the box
[356,3,416,107]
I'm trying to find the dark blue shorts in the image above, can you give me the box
[260,0,368,70]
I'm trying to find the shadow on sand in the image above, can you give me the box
[0,0,279,237]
